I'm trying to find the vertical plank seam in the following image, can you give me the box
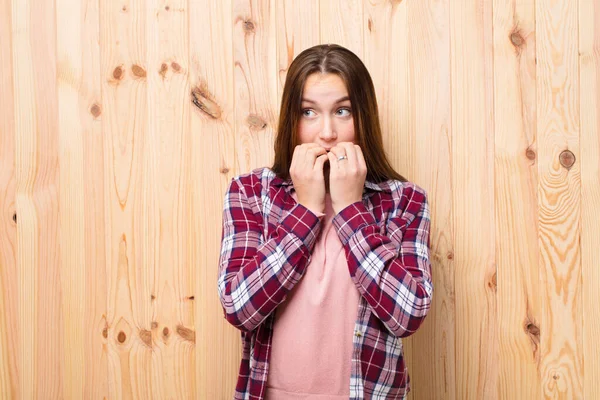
[231,0,237,177]
[575,0,584,395]
[448,1,457,399]
[534,2,542,396]
[318,0,321,44]
[489,1,499,397]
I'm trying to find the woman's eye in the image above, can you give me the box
[336,108,351,117]
[302,109,316,117]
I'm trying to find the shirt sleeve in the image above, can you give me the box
[217,176,324,332]
[332,184,433,338]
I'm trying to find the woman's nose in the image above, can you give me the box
[319,117,336,140]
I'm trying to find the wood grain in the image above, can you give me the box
[404,1,454,399]
[100,0,153,397]
[12,0,63,397]
[450,1,498,399]
[493,1,542,399]
[580,1,600,398]
[146,0,194,397]
[536,0,583,398]
[275,0,320,108]
[233,0,278,172]
[189,0,240,397]
[364,0,411,176]
[320,0,363,58]
[56,0,89,396]
[75,0,109,396]
[0,0,18,396]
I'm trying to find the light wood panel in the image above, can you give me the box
[0,0,18,396]
[77,0,109,396]
[493,1,542,399]
[12,0,62,397]
[450,1,498,399]
[580,1,600,399]
[320,0,363,58]
[275,0,320,107]
[404,1,454,399]
[233,0,278,172]
[189,0,239,397]
[146,0,194,397]
[56,0,90,396]
[536,0,584,398]
[100,0,153,397]
[364,0,411,174]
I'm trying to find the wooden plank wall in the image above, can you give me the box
[0,0,598,399]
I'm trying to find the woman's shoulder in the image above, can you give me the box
[228,167,277,195]
[369,177,428,202]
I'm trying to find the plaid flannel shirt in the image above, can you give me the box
[218,167,433,400]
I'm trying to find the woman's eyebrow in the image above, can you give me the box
[301,96,351,104]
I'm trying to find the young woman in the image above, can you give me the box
[218,44,433,400]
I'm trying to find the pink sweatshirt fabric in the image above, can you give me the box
[265,191,361,399]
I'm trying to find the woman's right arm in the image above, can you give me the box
[217,175,323,332]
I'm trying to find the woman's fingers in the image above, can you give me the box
[292,143,328,175]
[339,142,358,166]
[314,153,329,171]
[354,145,367,170]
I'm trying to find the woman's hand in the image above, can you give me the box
[290,143,328,215]
[327,143,367,214]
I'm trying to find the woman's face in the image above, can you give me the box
[297,73,356,150]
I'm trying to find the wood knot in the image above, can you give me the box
[113,66,124,80]
[122,5,127,12]
[117,331,127,343]
[163,327,169,337]
[368,18,373,32]
[165,5,170,11]
[510,31,525,48]
[247,114,267,130]
[132,64,147,78]
[151,321,158,329]
[188,295,194,300]
[102,327,108,339]
[559,150,575,169]
[220,167,230,174]
[553,374,559,380]
[525,147,536,161]
[151,294,155,300]
[90,103,102,118]
[12,213,17,224]
[176,325,196,343]
[243,19,255,33]
[488,272,497,291]
[525,322,540,337]
[191,86,222,119]
[446,251,454,260]
[139,329,152,347]
[171,62,181,72]
[159,63,168,78]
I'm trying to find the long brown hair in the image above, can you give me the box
[271,44,407,183]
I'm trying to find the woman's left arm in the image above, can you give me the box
[332,184,433,338]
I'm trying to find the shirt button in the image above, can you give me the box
[355,331,362,337]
